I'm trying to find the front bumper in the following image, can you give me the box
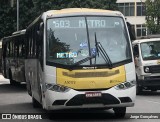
[44,86,136,110]
[139,76,160,87]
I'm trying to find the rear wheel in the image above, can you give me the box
[113,107,126,118]
[9,70,17,85]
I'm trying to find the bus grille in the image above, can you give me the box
[149,65,160,73]
[66,94,120,106]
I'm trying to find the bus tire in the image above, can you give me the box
[113,107,126,118]
[27,82,32,96]
[9,70,17,85]
[136,85,142,95]
[32,97,41,108]
[136,76,142,95]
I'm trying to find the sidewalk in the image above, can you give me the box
[0,74,9,83]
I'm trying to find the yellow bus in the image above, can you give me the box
[25,8,136,118]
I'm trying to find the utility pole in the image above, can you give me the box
[17,0,19,31]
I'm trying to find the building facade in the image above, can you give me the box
[117,0,147,38]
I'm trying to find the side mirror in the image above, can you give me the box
[133,45,139,57]
[126,22,136,41]
[37,22,44,38]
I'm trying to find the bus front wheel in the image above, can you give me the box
[32,97,41,108]
[113,107,126,118]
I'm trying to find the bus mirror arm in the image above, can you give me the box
[37,22,44,38]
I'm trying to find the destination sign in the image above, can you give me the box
[52,19,117,28]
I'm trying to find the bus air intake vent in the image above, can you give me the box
[62,70,120,78]
[119,97,132,103]
[66,94,120,106]
[52,100,67,105]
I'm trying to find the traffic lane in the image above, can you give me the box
[127,90,160,113]
[0,83,44,113]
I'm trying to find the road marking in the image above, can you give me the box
[144,100,160,105]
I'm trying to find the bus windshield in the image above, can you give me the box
[141,41,160,60]
[46,16,131,67]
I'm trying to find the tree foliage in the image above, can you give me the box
[145,0,160,34]
[0,0,117,39]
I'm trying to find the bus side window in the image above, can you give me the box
[133,45,139,57]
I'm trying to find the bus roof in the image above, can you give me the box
[12,29,26,35]
[44,8,122,17]
[132,38,160,45]
[27,8,124,30]
[2,29,26,42]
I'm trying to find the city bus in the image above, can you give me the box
[25,8,136,117]
[133,37,160,94]
[1,29,26,85]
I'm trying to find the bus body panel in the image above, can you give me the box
[41,62,136,110]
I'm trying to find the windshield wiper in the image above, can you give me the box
[69,33,113,70]
[94,32,113,68]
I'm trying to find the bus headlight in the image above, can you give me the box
[115,80,136,90]
[45,83,70,92]
[144,67,150,73]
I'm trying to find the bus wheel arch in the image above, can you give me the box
[136,74,142,95]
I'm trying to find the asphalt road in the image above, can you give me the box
[0,75,160,122]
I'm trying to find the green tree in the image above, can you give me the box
[0,0,117,39]
[0,0,15,39]
[145,0,160,34]
[0,0,34,39]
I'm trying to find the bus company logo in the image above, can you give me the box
[89,81,96,88]
[83,67,97,69]
[1,114,43,120]
[2,114,11,119]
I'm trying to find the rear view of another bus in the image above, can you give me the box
[26,8,136,118]
[1,29,26,85]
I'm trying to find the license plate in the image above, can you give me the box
[85,92,102,98]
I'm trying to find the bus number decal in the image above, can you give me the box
[64,81,76,84]
[53,20,70,28]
